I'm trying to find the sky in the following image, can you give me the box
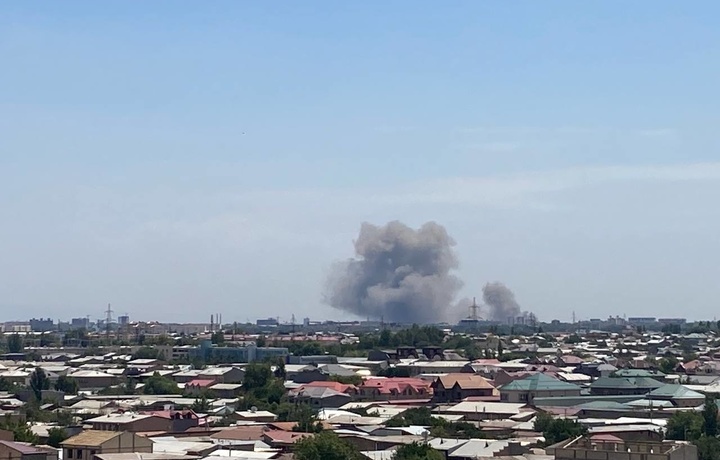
[2,2,720,324]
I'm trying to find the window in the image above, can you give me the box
[519,393,528,401]
[66,449,73,459]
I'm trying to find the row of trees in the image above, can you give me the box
[294,431,443,460]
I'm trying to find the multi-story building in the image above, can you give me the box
[29,318,54,332]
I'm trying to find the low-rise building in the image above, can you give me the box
[61,431,153,460]
[499,373,581,403]
[431,374,496,403]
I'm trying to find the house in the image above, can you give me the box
[61,431,152,460]
[498,373,581,403]
[208,383,242,398]
[439,401,530,421]
[197,367,245,384]
[549,436,695,460]
[290,387,352,408]
[647,384,705,407]
[358,378,433,401]
[0,440,58,460]
[68,371,116,390]
[184,379,216,396]
[590,377,664,396]
[233,409,277,423]
[85,411,199,433]
[432,374,496,403]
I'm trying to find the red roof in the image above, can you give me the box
[360,378,432,395]
[298,381,357,393]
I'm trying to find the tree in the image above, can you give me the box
[132,347,161,360]
[211,331,225,345]
[30,368,50,401]
[393,442,444,460]
[658,356,679,374]
[47,427,68,448]
[666,410,703,440]
[534,413,587,445]
[387,408,434,427]
[191,395,210,412]
[243,363,273,391]
[7,334,23,354]
[256,335,267,347]
[289,405,323,433]
[694,435,720,460]
[0,420,38,444]
[704,396,718,437]
[294,431,364,460]
[0,378,16,392]
[143,372,181,395]
[54,375,79,394]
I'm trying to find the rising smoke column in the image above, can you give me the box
[325,221,463,323]
[482,282,522,321]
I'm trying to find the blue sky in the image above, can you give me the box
[2,2,720,323]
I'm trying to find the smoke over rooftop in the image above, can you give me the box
[482,282,523,322]
[325,221,462,323]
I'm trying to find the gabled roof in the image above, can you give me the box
[63,430,122,447]
[590,377,664,390]
[436,374,495,391]
[499,373,579,392]
[649,384,705,400]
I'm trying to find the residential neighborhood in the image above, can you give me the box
[0,320,715,460]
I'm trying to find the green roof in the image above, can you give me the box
[576,400,630,410]
[649,384,705,400]
[626,399,674,408]
[500,373,580,392]
[590,377,664,390]
[613,369,665,379]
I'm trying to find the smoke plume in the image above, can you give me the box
[325,221,462,323]
[482,282,522,321]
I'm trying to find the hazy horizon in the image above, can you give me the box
[3,2,720,324]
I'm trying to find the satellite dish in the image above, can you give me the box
[250,406,258,413]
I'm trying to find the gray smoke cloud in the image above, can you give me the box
[325,221,463,323]
[482,282,523,321]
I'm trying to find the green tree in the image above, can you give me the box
[0,378,16,392]
[7,334,23,354]
[534,413,587,445]
[143,372,181,395]
[393,442,444,460]
[695,435,720,460]
[666,411,703,440]
[30,368,50,401]
[243,363,273,391]
[294,431,364,460]
[54,375,79,394]
[191,395,210,412]
[47,427,68,448]
[0,420,38,444]
[211,331,225,345]
[703,396,718,437]
[658,356,679,374]
[256,335,267,347]
[387,407,434,427]
[290,405,323,433]
[132,347,161,360]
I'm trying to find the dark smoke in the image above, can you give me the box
[325,221,462,323]
[482,282,522,322]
